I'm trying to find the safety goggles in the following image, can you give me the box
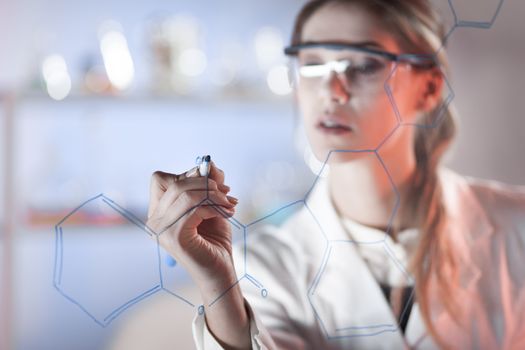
[284,42,435,93]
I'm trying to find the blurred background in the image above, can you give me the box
[0,0,524,349]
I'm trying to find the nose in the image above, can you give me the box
[322,71,351,105]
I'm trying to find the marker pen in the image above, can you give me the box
[183,155,211,179]
[198,155,211,177]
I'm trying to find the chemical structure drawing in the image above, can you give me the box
[53,194,162,327]
[447,0,504,29]
[385,56,455,129]
[303,150,411,339]
[53,0,506,337]
[54,159,267,327]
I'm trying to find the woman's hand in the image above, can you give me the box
[146,161,251,349]
[146,161,238,287]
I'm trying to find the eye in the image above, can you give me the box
[352,57,387,76]
[297,51,323,66]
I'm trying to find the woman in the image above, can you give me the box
[146,0,525,349]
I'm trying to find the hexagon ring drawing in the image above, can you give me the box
[448,0,505,29]
[385,55,454,130]
[53,194,162,327]
[305,150,412,341]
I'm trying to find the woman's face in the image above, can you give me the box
[296,2,435,162]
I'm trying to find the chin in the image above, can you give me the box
[312,146,369,165]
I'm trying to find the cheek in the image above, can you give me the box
[296,87,319,123]
[388,74,423,122]
[354,93,399,132]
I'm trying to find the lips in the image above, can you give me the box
[317,116,353,134]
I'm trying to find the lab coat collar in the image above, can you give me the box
[304,175,408,345]
[303,167,495,346]
[306,168,495,273]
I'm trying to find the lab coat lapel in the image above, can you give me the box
[305,169,495,348]
[305,180,407,347]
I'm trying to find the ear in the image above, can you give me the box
[417,67,444,113]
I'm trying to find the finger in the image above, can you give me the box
[158,190,236,231]
[157,204,235,248]
[180,203,236,232]
[177,165,200,181]
[208,161,225,186]
[148,171,177,218]
[154,195,236,235]
[217,183,230,193]
[178,163,229,193]
[156,178,221,216]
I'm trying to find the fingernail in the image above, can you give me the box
[218,183,231,193]
[227,195,238,204]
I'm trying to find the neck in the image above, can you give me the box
[328,137,416,230]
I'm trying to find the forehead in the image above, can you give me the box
[301,2,399,52]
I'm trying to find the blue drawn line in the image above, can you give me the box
[54,285,106,327]
[328,327,399,340]
[204,199,241,229]
[155,236,164,289]
[103,284,162,324]
[159,197,208,236]
[382,243,411,279]
[304,151,330,200]
[243,227,247,273]
[448,0,505,29]
[53,225,61,286]
[384,63,403,124]
[206,170,210,200]
[101,198,150,236]
[380,192,400,239]
[398,288,416,324]
[400,68,455,130]
[488,0,505,27]
[309,245,332,296]
[336,323,395,332]
[58,226,64,285]
[307,293,331,339]
[333,149,376,154]
[304,150,376,201]
[208,277,243,307]
[246,199,304,228]
[431,84,456,128]
[305,203,329,242]
[307,241,330,295]
[374,123,401,152]
[245,273,262,289]
[101,197,151,235]
[304,150,407,337]
[227,215,244,230]
[444,23,456,42]
[56,193,104,227]
[448,0,459,26]
[162,288,196,308]
[375,151,400,200]
[374,151,401,238]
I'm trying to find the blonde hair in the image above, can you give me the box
[290,0,459,347]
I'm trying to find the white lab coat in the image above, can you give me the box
[193,169,525,349]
